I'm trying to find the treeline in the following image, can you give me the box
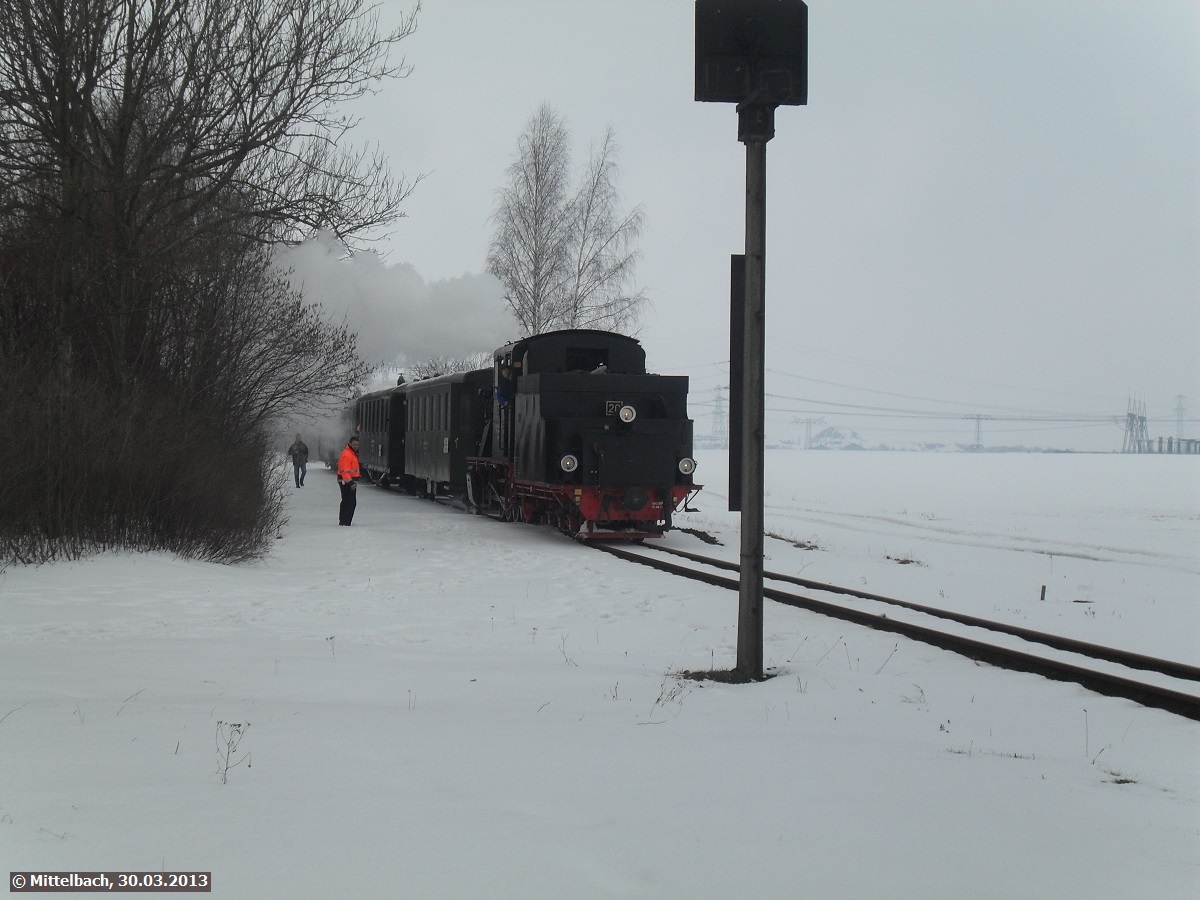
[0,0,419,566]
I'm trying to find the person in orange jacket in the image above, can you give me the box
[336,436,361,526]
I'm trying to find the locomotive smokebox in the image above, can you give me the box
[694,0,808,106]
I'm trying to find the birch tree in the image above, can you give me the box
[561,128,646,331]
[488,105,647,336]
[486,104,572,335]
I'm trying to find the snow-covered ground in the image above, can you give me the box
[2,450,1197,898]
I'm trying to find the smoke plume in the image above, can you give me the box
[275,231,518,371]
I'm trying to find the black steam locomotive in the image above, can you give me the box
[350,329,699,539]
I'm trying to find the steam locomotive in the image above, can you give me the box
[350,329,700,539]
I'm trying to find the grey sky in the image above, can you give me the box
[284,0,1198,451]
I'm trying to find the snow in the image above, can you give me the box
[2,450,1198,898]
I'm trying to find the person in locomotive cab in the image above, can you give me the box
[336,436,361,526]
[496,365,516,407]
[496,364,518,456]
[287,433,309,487]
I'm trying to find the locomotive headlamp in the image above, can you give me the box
[678,457,697,475]
[559,454,579,473]
[618,405,637,423]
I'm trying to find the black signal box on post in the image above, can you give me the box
[695,0,808,106]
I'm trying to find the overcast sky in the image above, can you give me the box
[281,0,1198,451]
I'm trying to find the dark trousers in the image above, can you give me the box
[338,481,357,525]
[293,462,307,486]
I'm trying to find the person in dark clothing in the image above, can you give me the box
[287,433,309,487]
[496,365,517,455]
[336,436,361,526]
[496,365,515,408]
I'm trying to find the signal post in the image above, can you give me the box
[694,0,807,679]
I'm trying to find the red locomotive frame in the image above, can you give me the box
[467,457,699,540]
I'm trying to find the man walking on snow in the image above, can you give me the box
[336,436,362,526]
[288,433,309,487]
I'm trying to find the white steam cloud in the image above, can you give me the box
[275,231,518,371]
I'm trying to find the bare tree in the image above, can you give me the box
[160,240,371,431]
[0,0,419,565]
[408,351,492,380]
[561,129,646,332]
[487,103,572,335]
[487,104,647,336]
[0,0,419,246]
[0,0,421,384]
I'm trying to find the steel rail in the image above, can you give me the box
[594,543,1200,723]
[639,543,1200,682]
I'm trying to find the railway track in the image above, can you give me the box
[594,541,1200,722]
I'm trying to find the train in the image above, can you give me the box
[344,329,700,540]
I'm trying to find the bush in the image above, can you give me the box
[0,363,286,569]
